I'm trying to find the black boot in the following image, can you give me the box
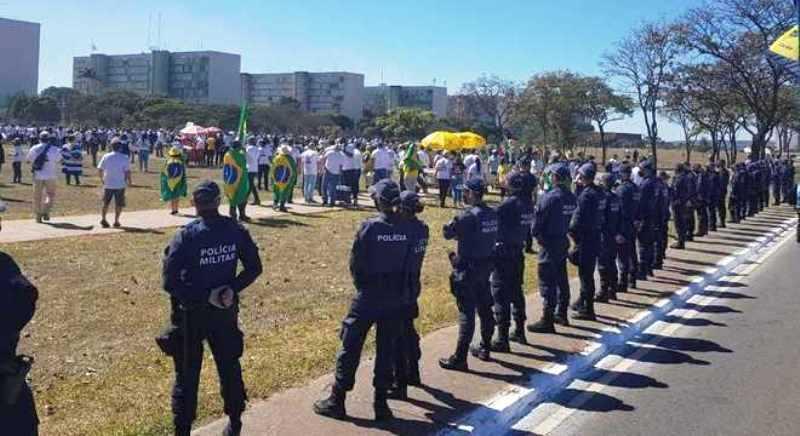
[386,384,408,401]
[374,390,394,421]
[407,364,422,387]
[670,242,685,249]
[528,311,556,333]
[490,326,511,353]
[553,311,570,326]
[222,416,242,436]
[572,299,596,321]
[596,287,610,303]
[439,355,468,371]
[175,425,191,436]
[313,385,347,420]
[469,344,491,361]
[509,321,528,345]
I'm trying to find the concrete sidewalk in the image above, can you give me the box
[193,206,798,435]
[0,196,372,244]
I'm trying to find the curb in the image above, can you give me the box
[438,216,798,436]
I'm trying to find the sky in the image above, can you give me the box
[2,0,705,139]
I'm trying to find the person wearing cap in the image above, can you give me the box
[746,159,761,217]
[0,200,40,436]
[97,138,132,228]
[489,171,534,352]
[161,147,188,215]
[567,163,604,320]
[527,163,577,333]
[718,160,730,228]
[387,190,429,401]
[313,179,411,422]
[614,162,641,292]
[636,160,660,279]
[692,163,710,237]
[517,159,539,254]
[596,173,623,303]
[26,132,62,223]
[706,162,721,232]
[161,180,262,436]
[783,157,795,207]
[654,171,672,269]
[439,178,499,370]
[731,162,749,223]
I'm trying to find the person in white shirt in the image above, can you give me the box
[370,144,394,184]
[466,156,483,181]
[11,138,24,184]
[300,146,320,203]
[26,132,62,223]
[257,140,273,191]
[434,153,453,207]
[244,137,261,205]
[322,146,346,206]
[342,144,363,206]
[97,138,132,228]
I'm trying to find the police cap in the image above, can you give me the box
[506,172,525,193]
[640,159,654,172]
[370,179,401,205]
[399,190,424,214]
[464,178,487,193]
[192,180,221,205]
[620,163,633,175]
[578,163,596,179]
[546,163,571,181]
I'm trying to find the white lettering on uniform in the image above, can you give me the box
[482,219,498,233]
[199,244,238,266]
[377,234,407,242]
[563,205,576,216]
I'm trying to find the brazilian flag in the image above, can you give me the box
[223,148,250,206]
[160,156,187,201]
[402,142,422,178]
[271,151,297,204]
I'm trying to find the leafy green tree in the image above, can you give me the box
[581,76,635,163]
[373,108,436,140]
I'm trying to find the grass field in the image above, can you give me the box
[6,195,549,436]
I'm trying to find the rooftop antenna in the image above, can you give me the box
[147,13,151,50]
[90,40,97,53]
[433,78,437,85]
[157,12,162,50]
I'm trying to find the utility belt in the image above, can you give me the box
[0,355,33,406]
[494,242,524,259]
[155,299,235,356]
[449,252,491,271]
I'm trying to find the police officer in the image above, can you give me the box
[772,159,783,205]
[653,171,671,269]
[685,163,698,240]
[707,162,721,232]
[314,179,410,421]
[569,163,603,320]
[527,164,577,333]
[637,160,659,279]
[783,157,796,206]
[439,178,498,370]
[388,191,429,400]
[747,160,760,216]
[718,160,730,228]
[490,172,534,352]
[161,181,263,436]
[0,203,39,436]
[693,164,709,237]
[615,163,641,292]
[732,162,749,223]
[671,164,691,249]
[596,173,623,303]
[518,159,539,254]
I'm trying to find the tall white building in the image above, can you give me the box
[73,50,241,105]
[242,71,364,121]
[365,85,448,118]
[0,17,40,104]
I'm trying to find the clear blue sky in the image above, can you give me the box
[3,0,703,139]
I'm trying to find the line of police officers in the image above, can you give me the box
[1,151,794,435]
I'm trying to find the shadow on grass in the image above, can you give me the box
[43,222,94,231]
[120,226,165,235]
[250,218,311,228]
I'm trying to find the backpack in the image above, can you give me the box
[31,144,53,173]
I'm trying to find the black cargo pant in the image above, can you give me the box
[598,236,619,293]
[617,232,638,289]
[773,181,782,205]
[171,305,246,430]
[577,247,599,312]
[718,194,727,226]
[696,201,709,235]
[334,315,401,391]
[490,248,526,333]
[673,204,688,245]
[392,318,421,388]
[538,255,571,316]
[686,205,696,238]
[451,261,494,359]
[748,193,759,216]
[655,218,669,266]
[708,200,718,231]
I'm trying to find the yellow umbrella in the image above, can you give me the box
[457,132,487,149]
[421,131,461,151]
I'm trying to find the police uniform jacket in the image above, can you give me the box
[601,189,622,242]
[403,217,429,319]
[496,194,534,252]
[532,186,577,264]
[615,180,641,238]
[443,204,498,264]
[569,183,603,250]
[0,252,37,359]
[638,176,659,227]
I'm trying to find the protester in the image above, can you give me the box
[11,138,24,184]
[97,139,132,228]
[26,132,62,223]
[434,151,452,208]
[322,144,346,207]
[300,145,320,203]
[244,137,261,206]
[61,136,83,185]
[160,147,188,215]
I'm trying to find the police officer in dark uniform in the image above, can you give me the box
[527,164,577,333]
[161,181,263,436]
[707,162,721,232]
[718,160,730,227]
[518,159,539,254]
[490,172,534,352]
[783,157,796,206]
[569,163,603,320]
[772,159,783,205]
[439,178,498,370]
[747,160,760,216]
[654,171,671,269]
[730,162,747,222]
[314,179,410,421]
[0,204,39,436]
[693,163,709,237]
[671,163,691,249]
[596,173,623,303]
[388,191,429,400]
[637,160,659,279]
[615,163,641,292]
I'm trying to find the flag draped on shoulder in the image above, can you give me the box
[271,149,297,203]
[160,152,187,201]
[224,103,251,206]
[402,142,422,177]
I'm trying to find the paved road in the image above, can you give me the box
[512,231,800,436]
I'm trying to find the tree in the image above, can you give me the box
[603,21,681,167]
[677,0,795,159]
[373,108,436,140]
[581,76,635,163]
[460,75,520,141]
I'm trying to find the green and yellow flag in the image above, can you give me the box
[402,142,422,178]
[271,150,298,204]
[160,153,187,201]
[223,103,251,206]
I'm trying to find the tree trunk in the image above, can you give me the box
[751,130,768,160]
[599,124,607,165]
[686,143,692,164]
